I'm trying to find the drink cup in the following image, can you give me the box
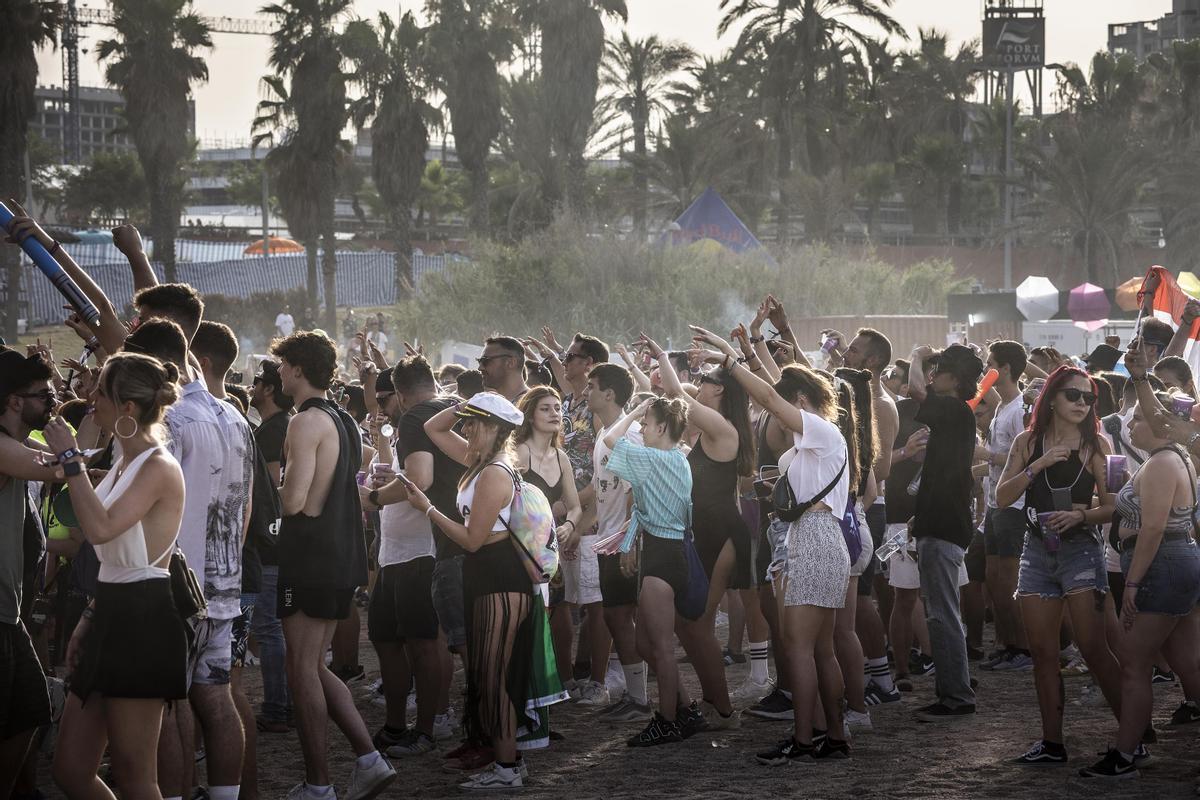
[1037,511,1061,553]
[1173,395,1196,420]
[820,335,839,354]
[1105,454,1128,493]
[355,470,367,486]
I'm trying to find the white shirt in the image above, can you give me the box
[164,382,254,620]
[275,312,295,336]
[988,395,1026,510]
[785,410,849,521]
[591,420,643,537]
[376,447,434,567]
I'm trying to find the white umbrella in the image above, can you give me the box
[1016,276,1059,321]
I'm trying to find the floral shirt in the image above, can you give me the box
[562,392,596,492]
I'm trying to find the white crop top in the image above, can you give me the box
[456,461,516,533]
[93,447,178,584]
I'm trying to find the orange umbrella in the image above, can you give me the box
[244,236,304,255]
[1115,276,1143,312]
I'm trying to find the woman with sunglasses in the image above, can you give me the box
[1079,341,1200,779]
[636,333,755,730]
[996,365,1122,767]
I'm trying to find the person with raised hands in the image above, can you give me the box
[995,365,1122,767]
[688,326,852,763]
[1080,340,1200,779]
[636,332,749,731]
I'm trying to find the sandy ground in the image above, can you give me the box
[35,613,1200,800]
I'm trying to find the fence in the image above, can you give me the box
[18,250,454,327]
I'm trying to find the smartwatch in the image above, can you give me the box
[63,460,84,477]
[368,489,381,507]
[57,448,81,463]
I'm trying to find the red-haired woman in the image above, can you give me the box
[996,365,1121,766]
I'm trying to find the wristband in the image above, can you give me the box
[81,607,95,620]
[1124,581,1140,589]
[368,489,380,507]
[1130,374,1149,383]
[57,448,81,463]
[749,335,765,345]
[426,505,437,518]
[1024,466,1036,481]
[49,241,61,255]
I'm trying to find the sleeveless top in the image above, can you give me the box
[1023,436,1097,538]
[94,447,176,584]
[522,458,564,508]
[457,461,515,533]
[688,435,739,514]
[1114,446,1197,536]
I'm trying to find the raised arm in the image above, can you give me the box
[615,344,652,393]
[907,345,933,403]
[113,224,158,292]
[1164,300,1200,360]
[640,332,738,450]
[689,325,806,435]
[766,295,810,369]
[735,321,780,383]
[424,402,470,466]
[603,399,650,451]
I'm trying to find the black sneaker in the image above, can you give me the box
[626,713,683,747]
[967,645,985,661]
[811,728,827,749]
[863,681,901,706]
[755,738,814,766]
[1079,749,1139,779]
[1132,744,1152,767]
[745,688,794,720]
[1169,700,1200,726]
[1142,724,1157,744]
[813,737,850,760]
[722,647,747,666]
[334,664,366,684]
[910,653,936,676]
[915,702,975,723]
[372,725,407,752]
[1151,666,1176,686]
[1011,740,1067,766]
[676,701,707,739]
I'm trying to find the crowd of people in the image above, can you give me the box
[1,205,1199,799]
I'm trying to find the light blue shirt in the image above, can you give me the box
[606,438,691,552]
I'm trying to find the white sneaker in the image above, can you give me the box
[730,677,774,707]
[432,712,455,741]
[605,661,626,694]
[845,708,873,733]
[576,680,610,707]
[563,678,580,698]
[406,692,418,713]
[459,762,523,791]
[344,753,396,800]
[287,783,336,800]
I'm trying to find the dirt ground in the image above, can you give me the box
[34,613,1200,800]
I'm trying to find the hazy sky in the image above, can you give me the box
[38,0,1171,143]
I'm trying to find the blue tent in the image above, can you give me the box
[667,187,766,254]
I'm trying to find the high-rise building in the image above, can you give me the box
[29,85,196,163]
[1109,0,1200,60]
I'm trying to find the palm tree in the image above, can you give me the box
[346,12,439,297]
[719,0,905,244]
[600,32,696,237]
[96,0,211,283]
[0,0,61,339]
[424,0,516,235]
[255,0,350,334]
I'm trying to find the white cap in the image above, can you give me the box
[455,391,524,427]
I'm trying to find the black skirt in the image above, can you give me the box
[463,539,534,600]
[70,578,189,702]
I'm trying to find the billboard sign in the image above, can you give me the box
[983,17,1045,69]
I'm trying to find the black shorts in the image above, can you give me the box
[729,497,761,591]
[640,535,691,616]
[0,622,51,738]
[858,503,888,595]
[599,553,638,608]
[278,583,355,621]
[368,557,439,643]
[965,529,987,583]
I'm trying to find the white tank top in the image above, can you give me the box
[456,461,515,533]
[94,447,178,584]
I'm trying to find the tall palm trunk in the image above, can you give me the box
[321,227,337,333]
[305,241,319,314]
[393,210,414,298]
[775,104,793,246]
[466,166,489,235]
[1,136,23,339]
[632,104,647,238]
[148,175,177,282]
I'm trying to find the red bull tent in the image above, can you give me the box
[666,187,767,255]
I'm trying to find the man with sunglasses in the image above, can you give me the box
[907,343,984,723]
[477,337,528,403]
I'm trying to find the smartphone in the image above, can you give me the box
[1050,487,1072,512]
[397,469,418,490]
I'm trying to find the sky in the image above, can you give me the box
[37,0,1172,144]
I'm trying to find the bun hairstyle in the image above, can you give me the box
[103,352,180,427]
[774,365,837,422]
[647,397,689,442]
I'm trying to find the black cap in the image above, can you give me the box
[0,348,50,401]
[935,344,985,387]
[1084,344,1121,373]
[376,367,395,393]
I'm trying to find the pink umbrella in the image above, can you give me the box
[1068,282,1111,332]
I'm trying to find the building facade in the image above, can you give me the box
[1109,0,1200,60]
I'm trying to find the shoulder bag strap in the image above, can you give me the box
[795,460,846,516]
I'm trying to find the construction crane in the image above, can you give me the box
[60,0,274,163]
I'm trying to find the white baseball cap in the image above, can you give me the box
[454,391,524,427]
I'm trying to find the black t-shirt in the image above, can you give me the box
[253,411,290,567]
[398,397,466,559]
[885,398,925,524]
[911,391,977,548]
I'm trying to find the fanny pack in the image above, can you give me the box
[774,461,845,523]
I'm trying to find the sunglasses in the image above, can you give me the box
[1059,388,1097,406]
[476,354,512,366]
[564,352,585,363]
[375,392,395,404]
[698,374,723,387]
[18,390,57,404]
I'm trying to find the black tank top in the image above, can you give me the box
[277,398,369,590]
[1023,435,1097,537]
[689,435,739,513]
[523,465,564,507]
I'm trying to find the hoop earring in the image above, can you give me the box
[114,415,139,439]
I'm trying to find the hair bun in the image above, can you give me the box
[156,383,179,407]
[162,362,180,384]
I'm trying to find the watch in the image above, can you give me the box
[368,489,381,507]
[749,335,765,344]
[62,460,84,477]
[57,448,81,463]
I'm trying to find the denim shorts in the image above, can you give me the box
[1120,537,1200,617]
[985,506,1026,558]
[432,555,467,649]
[1016,530,1107,599]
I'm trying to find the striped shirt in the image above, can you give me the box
[606,437,691,552]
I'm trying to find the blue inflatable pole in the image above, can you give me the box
[0,201,101,327]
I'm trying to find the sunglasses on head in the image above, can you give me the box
[698,373,723,387]
[1059,388,1097,406]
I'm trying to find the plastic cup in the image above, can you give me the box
[1173,395,1196,420]
[1037,511,1061,553]
[1105,455,1127,493]
[356,471,367,486]
[821,336,839,354]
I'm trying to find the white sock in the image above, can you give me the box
[356,750,383,769]
[307,786,334,798]
[623,662,648,705]
[748,640,769,684]
[208,787,240,800]
[867,656,894,692]
[608,652,621,669]
[165,796,183,800]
